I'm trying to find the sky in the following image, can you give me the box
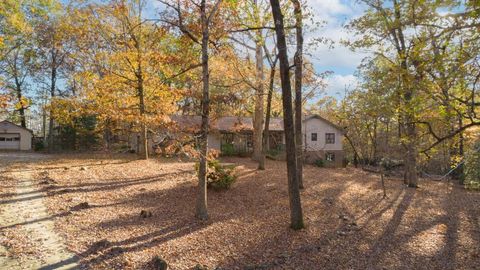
[305,0,367,98]
[145,0,368,99]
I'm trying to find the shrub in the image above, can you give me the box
[315,158,324,167]
[34,141,45,151]
[464,142,480,190]
[221,143,235,156]
[206,159,237,190]
[195,150,237,191]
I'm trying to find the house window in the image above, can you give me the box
[325,133,335,144]
[246,134,253,148]
[311,133,317,141]
[221,133,234,145]
[14,137,20,141]
[0,137,5,141]
[326,152,335,162]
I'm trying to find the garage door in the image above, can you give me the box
[0,133,20,150]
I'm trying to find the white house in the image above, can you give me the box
[0,120,33,151]
[143,114,345,167]
[302,115,345,166]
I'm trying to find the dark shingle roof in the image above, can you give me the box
[169,115,343,133]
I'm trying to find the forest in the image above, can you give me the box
[0,0,479,269]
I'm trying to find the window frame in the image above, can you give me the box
[325,152,335,162]
[311,132,318,142]
[325,133,335,144]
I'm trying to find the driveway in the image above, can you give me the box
[0,152,78,269]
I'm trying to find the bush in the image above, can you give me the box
[315,158,324,167]
[464,142,480,190]
[195,150,237,191]
[221,143,235,156]
[34,141,44,151]
[206,159,237,190]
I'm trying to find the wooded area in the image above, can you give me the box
[0,0,479,268]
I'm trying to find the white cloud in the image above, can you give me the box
[325,74,358,98]
[306,25,367,69]
[302,0,368,99]
[307,0,353,24]
[304,0,368,70]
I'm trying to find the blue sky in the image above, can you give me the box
[146,0,367,98]
[304,0,367,98]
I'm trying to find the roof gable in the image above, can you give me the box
[303,115,345,133]
[0,120,34,134]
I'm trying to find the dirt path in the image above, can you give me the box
[0,153,78,270]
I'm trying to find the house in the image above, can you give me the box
[301,115,345,167]
[0,120,33,151]
[152,114,345,167]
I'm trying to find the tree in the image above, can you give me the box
[344,0,480,186]
[0,0,56,127]
[258,44,278,170]
[0,40,34,127]
[160,0,227,220]
[346,0,432,187]
[228,0,270,164]
[35,11,70,152]
[269,0,304,230]
[71,0,181,158]
[292,0,303,189]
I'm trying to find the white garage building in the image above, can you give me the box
[0,120,33,151]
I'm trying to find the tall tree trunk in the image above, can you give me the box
[136,2,148,160]
[259,56,277,170]
[196,0,210,220]
[48,49,57,153]
[292,0,304,189]
[270,0,304,230]
[138,76,148,160]
[345,133,360,168]
[15,85,27,128]
[12,53,27,128]
[252,30,264,162]
[372,118,378,162]
[393,0,417,187]
[404,119,418,187]
[456,115,465,183]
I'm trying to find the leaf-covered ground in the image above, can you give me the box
[1,152,480,269]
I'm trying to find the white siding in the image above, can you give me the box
[303,118,343,151]
[0,121,33,150]
[208,133,221,151]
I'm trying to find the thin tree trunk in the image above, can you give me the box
[138,80,148,160]
[252,27,264,162]
[372,118,378,162]
[292,0,303,189]
[48,48,57,153]
[196,0,210,220]
[11,52,27,128]
[345,133,360,168]
[270,0,304,230]
[457,115,465,183]
[137,57,148,159]
[259,56,278,170]
[13,81,27,128]
[381,172,387,198]
[136,2,148,160]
